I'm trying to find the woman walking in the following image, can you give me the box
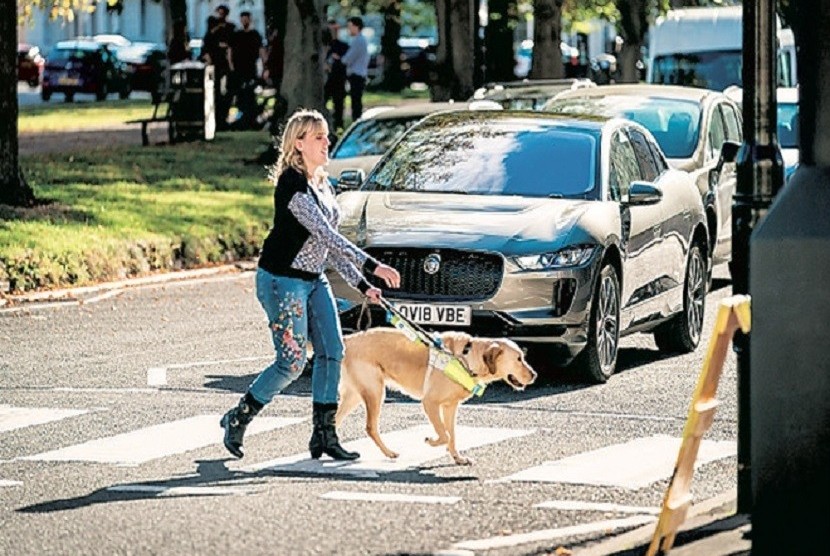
[221,109,400,460]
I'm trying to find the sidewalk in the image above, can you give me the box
[577,489,751,555]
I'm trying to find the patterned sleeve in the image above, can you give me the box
[326,253,373,293]
[288,191,379,272]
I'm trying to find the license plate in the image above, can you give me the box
[58,76,79,86]
[393,303,471,326]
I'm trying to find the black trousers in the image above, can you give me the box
[347,74,366,122]
[325,77,346,130]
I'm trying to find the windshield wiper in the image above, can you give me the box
[547,193,565,199]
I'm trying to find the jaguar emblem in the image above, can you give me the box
[423,253,441,275]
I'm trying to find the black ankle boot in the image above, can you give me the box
[220,392,263,458]
[309,402,359,460]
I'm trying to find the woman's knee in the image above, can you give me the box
[270,321,309,375]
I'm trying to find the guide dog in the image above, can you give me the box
[336,328,537,465]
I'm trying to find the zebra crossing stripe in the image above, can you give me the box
[107,484,254,496]
[242,425,534,477]
[320,491,461,505]
[497,435,737,489]
[21,415,304,465]
[0,405,89,434]
[534,500,661,515]
[450,515,657,551]
[0,480,22,487]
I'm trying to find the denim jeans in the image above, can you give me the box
[248,268,345,405]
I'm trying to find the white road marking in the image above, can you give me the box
[0,300,80,315]
[451,515,657,551]
[0,405,89,434]
[21,415,304,465]
[52,387,158,394]
[320,491,462,505]
[243,425,534,477]
[496,435,736,489]
[165,356,271,370]
[83,288,124,304]
[107,484,254,496]
[0,480,23,487]
[146,367,167,386]
[534,500,661,515]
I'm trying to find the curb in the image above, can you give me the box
[5,261,257,305]
[575,488,738,555]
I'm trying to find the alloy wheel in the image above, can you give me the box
[595,273,620,374]
[686,249,706,345]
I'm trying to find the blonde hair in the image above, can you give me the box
[271,109,329,185]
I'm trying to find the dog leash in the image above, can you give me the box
[375,297,486,397]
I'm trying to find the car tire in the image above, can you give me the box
[654,243,706,354]
[575,263,620,384]
[41,90,51,102]
[96,84,108,101]
[119,84,131,100]
[28,78,40,88]
[64,92,74,103]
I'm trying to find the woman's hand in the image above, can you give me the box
[373,264,401,289]
[365,286,383,303]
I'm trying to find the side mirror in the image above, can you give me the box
[625,181,663,205]
[337,168,365,192]
[713,140,741,176]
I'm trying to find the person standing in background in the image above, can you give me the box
[202,4,235,130]
[324,19,348,132]
[231,11,266,129]
[337,16,369,123]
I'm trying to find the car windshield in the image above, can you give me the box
[545,95,701,159]
[651,50,742,91]
[777,102,799,149]
[332,116,424,158]
[364,115,599,198]
[48,48,97,63]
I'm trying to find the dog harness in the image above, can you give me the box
[383,303,486,397]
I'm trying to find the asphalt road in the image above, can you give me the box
[0,266,739,555]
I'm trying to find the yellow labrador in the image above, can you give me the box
[336,328,537,465]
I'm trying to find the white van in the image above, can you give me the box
[647,6,797,90]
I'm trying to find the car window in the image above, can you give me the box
[545,95,701,159]
[609,131,641,202]
[332,117,423,158]
[721,103,742,143]
[777,102,799,149]
[651,50,742,91]
[708,105,727,161]
[365,115,600,199]
[627,129,660,183]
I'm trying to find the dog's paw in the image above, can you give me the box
[452,455,473,466]
[425,436,448,447]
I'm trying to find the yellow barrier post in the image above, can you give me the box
[646,295,752,556]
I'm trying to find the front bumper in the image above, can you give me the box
[332,251,602,365]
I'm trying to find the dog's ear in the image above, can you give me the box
[483,342,502,375]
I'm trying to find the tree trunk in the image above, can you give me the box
[530,0,564,79]
[0,0,35,207]
[381,1,404,92]
[281,0,327,120]
[485,0,518,82]
[449,0,476,98]
[616,0,648,84]
[431,0,452,100]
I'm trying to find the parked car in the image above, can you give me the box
[398,36,436,85]
[330,111,708,383]
[544,85,742,281]
[116,42,168,102]
[17,43,44,87]
[41,39,131,102]
[328,101,501,188]
[470,78,595,111]
[724,86,799,181]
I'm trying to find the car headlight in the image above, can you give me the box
[513,246,596,271]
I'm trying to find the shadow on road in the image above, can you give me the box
[15,456,477,514]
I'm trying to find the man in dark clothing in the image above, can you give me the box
[324,19,348,131]
[231,11,265,129]
[203,4,235,130]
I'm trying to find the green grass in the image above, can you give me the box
[1,132,274,293]
[18,99,158,133]
[17,88,431,133]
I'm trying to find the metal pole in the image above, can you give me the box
[733,0,784,514]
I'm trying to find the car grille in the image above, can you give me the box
[364,247,503,302]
